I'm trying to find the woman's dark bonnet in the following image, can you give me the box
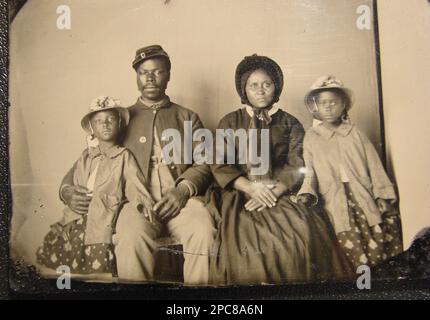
[235,54,284,106]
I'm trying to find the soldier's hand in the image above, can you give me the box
[153,185,190,221]
[62,185,92,215]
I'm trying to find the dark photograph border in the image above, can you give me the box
[2,0,430,300]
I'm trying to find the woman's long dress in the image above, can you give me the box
[207,107,353,285]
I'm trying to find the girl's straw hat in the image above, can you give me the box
[304,75,353,114]
[81,96,130,134]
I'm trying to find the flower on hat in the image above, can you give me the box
[90,96,121,111]
[305,75,353,117]
[310,75,344,90]
[82,95,129,135]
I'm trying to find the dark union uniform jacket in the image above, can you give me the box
[122,98,213,195]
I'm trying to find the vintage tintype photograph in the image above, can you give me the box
[7,0,430,294]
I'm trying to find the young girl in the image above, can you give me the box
[37,96,154,276]
[298,76,403,268]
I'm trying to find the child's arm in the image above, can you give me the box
[122,150,155,222]
[297,133,318,206]
[359,130,397,202]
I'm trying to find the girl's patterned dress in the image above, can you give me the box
[37,154,116,274]
[37,215,116,274]
[336,183,402,268]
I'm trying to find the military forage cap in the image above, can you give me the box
[132,45,171,70]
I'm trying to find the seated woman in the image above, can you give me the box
[207,55,353,285]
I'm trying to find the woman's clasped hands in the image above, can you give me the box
[244,181,287,212]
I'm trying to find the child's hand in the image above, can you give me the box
[143,207,156,224]
[272,183,288,198]
[137,200,156,224]
[376,198,392,214]
[297,193,316,207]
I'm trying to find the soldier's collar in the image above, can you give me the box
[136,96,171,110]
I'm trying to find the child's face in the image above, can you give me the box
[314,91,345,125]
[245,69,275,109]
[90,110,120,142]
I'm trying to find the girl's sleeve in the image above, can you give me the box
[297,133,319,202]
[123,151,155,211]
[59,150,87,203]
[59,164,76,203]
[360,130,397,201]
[274,116,306,192]
[210,115,246,189]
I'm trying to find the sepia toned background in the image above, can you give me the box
[10,0,385,265]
